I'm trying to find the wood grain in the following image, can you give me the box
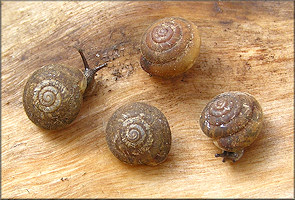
[2,1,294,198]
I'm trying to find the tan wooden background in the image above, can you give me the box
[2,1,294,198]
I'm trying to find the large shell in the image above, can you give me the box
[199,92,263,152]
[140,17,201,78]
[106,102,171,166]
[23,64,87,130]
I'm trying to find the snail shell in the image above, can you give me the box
[106,102,171,166]
[23,50,107,130]
[140,17,201,78]
[199,92,263,161]
[23,64,87,130]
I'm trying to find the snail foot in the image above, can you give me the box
[215,150,244,163]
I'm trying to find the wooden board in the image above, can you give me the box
[2,1,294,198]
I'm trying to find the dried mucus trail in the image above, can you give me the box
[95,42,140,81]
[82,41,141,95]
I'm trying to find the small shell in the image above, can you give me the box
[140,17,201,78]
[106,102,171,166]
[23,64,87,130]
[199,91,263,153]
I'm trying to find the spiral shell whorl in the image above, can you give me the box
[144,20,186,63]
[106,102,171,166]
[33,80,63,113]
[23,64,86,130]
[140,17,201,77]
[120,116,153,155]
[200,92,263,152]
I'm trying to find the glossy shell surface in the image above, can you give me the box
[140,17,201,78]
[106,102,171,166]
[199,91,263,152]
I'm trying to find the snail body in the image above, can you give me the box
[199,92,263,162]
[140,17,201,78]
[106,102,171,166]
[23,50,107,130]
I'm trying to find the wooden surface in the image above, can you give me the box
[1,1,294,198]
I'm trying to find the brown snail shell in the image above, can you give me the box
[106,102,171,166]
[23,50,107,130]
[140,17,201,78]
[199,91,263,162]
